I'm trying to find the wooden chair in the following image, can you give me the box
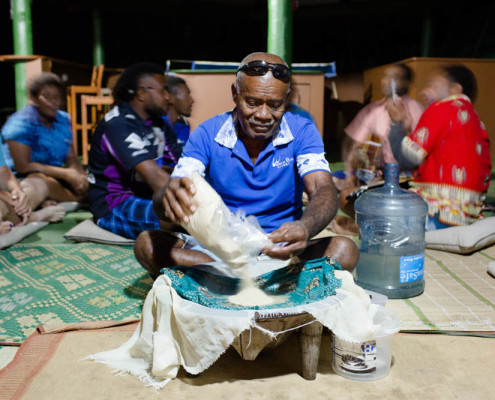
[66,64,105,157]
[80,94,114,165]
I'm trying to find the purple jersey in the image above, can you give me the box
[88,102,181,219]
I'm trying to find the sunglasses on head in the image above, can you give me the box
[237,60,292,83]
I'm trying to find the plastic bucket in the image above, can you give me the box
[331,305,399,381]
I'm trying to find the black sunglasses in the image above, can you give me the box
[237,60,292,83]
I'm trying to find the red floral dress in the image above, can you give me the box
[402,95,492,226]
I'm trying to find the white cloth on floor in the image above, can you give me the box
[0,222,48,249]
[85,261,383,389]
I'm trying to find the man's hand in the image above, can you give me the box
[262,221,309,260]
[65,169,88,196]
[9,189,31,225]
[385,97,408,122]
[10,188,30,214]
[162,177,197,224]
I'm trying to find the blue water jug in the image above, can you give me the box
[353,163,428,299]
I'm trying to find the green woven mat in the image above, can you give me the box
[0,243,151,344]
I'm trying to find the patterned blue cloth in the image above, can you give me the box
[162,256,343,311]
[96,196,160,240]
[1,105,72,172]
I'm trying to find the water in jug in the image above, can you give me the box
[353,163,428,299]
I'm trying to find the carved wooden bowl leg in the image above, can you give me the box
[299,321,323,380]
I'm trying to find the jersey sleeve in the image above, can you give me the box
[103,118,157,171]
[292,117,331,177]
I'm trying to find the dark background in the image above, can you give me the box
[1,0,494,111]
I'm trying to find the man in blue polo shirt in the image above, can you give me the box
[134,52,358,278]
[162,75,194,148]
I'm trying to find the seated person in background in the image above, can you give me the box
[333,64,424,227]
[388,64,491,230]
[87,62,182,240]
[336,63,424,192]
[1,72,88,209]
[0,135,65,234]
[133,52,359,279]
[163,75,194,147]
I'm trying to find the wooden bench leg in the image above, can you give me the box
[299,321,323,380]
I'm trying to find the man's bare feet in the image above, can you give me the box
[0,221,14,235]
[29,205,66,223]
[41,200,58,208]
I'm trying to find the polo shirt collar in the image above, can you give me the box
[214,112,294,150]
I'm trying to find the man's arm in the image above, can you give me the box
[386,98,426,171]
[8,140,88,196]
[300,171,338,238]
[134,159,172,194]
[264,171,337,259]
[388,122,422,171]
[340,133,360,187]
[65,146,86,173]
[8,140,75,181]
[0,165,31,221]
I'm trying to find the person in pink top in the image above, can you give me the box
[330,63,424,234]
[337,63,424,190]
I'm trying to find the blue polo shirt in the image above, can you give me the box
[162,116,191,147]
[1,105,73,172]
[171,111,331,233]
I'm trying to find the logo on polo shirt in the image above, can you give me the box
[272,156,294,168]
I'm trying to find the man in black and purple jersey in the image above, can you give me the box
[87,62,182,239]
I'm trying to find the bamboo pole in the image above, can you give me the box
[267,0,293,67]
[11,0,33,109]
[92,8,105,66]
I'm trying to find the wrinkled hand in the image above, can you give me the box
[66,169,89,196]
[262,221,309,260]
[162,177,196,224]
[9,189,31,225]
[385,97,407,122]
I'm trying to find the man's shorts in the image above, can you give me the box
[97,196,161,240]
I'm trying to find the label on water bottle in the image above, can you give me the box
[399,252,424,283]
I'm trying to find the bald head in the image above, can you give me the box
[240,52,288,67]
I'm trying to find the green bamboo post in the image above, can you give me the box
[421,8,433,57]
[12,0,33,109]
[267,0,293,67]
[92,8,105,66]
